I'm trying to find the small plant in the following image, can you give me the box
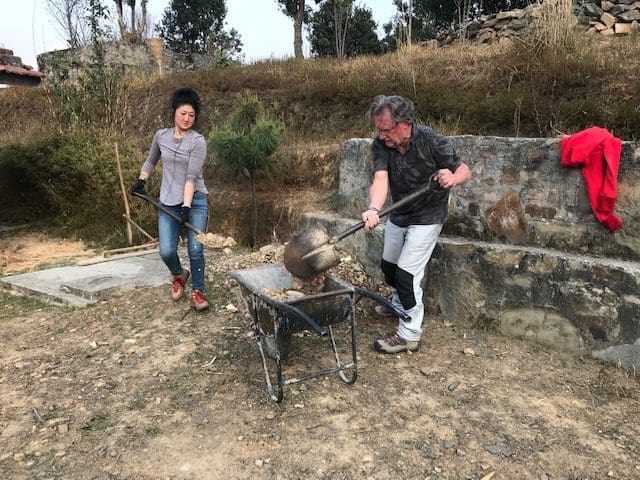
[0,292,52,320]
[208,90,285,247]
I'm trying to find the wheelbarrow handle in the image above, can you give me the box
[131,191,205,236]
[330,173,442,244]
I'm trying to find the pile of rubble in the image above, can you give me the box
[436,0,639,47]
[577,0,640,35]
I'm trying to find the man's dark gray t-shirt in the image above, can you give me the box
[372,124,461,227]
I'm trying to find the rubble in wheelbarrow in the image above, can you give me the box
[260,273,326,301]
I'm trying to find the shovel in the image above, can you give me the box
[131,191,205,236]
[284,173,442,278]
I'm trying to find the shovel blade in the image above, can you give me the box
[283,228,340,278]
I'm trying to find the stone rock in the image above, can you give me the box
[592,344,640,371]
[500,309,583,352]
[486,191,528,242]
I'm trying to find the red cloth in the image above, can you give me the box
[560,127,623,232]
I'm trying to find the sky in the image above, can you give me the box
[0,0,398,70]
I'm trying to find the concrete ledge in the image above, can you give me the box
[426,237,640,351]
[0,252,169,307]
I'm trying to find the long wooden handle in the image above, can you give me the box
[131,192,205,236]
[330,174,441,244]
[115,143,133,245]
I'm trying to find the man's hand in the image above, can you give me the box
[436,169,456,189]
[180,206,191,225]
[361,207,380,231]
[130,179,146,195]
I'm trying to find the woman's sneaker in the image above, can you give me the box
[171,269,190,301]
[191,289,209,311]
[373,333,420,354]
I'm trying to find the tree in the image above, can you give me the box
[208,91,284,247]
[276,0,308,59]
[46,0,91,48]
[113,0,148,43]
[157,0,242,60]
[383,0,456,50]
[309,1,382,58]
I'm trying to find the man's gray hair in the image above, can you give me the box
[367,95,415,126]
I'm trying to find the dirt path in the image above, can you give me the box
[1,243,639,480]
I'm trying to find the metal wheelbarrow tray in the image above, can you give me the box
[230,263,404,402]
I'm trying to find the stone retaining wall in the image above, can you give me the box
[338,136,640,261]
[37,39,218,82]
[309,134,640,354]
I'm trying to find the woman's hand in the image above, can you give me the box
[180,206,191,225]
[130,179,146,195]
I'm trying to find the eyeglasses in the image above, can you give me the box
[377,122,397,135]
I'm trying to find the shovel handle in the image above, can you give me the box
[330,173,441,244]
[131,191,205,236]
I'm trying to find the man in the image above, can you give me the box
[362,95,471,354]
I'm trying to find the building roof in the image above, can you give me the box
[0,49,46,86]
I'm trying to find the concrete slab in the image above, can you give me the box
[0,251,172,307]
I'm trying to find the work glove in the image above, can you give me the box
[180,205,191,225]
[130,178,146,195]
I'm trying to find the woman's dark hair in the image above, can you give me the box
[171,87,201,118]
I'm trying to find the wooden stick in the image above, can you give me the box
[115,142,133,245]
[103,242,159,257]
[76,248,159,266]
[122,214,155,242]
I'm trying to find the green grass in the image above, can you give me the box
[0,291,54,320]
[81,414,111,432]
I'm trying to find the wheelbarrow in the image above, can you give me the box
[230,263,409,403]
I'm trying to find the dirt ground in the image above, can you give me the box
[1,235,639,480]
[0,231,96,276]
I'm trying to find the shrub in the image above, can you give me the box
[0,131,144,246]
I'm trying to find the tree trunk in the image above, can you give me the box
[129,0,136,36]
[114,0,127,40]
[293,0,305,59]
[407,0,412,47]
[139,0,148,40]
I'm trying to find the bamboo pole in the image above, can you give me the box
[76,248,159,266]
[103,242,159,257]
[115,143,133,245]
[122,214,155,242]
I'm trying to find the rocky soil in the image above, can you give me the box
[1,241,639,480]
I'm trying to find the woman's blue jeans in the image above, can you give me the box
[158,191,208,292]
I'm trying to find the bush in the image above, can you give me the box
[0,131,146,246]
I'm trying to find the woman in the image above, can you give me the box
[131,87,209,311]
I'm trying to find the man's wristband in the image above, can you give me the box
[366,206,380,213]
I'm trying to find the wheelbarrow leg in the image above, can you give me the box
[329,295,357,384]
[255,332,284,403]
[250,298,284,403]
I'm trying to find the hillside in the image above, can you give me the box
[0,36,639,247]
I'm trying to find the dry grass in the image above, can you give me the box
[0,33,639,244]
[2,35,639,142]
